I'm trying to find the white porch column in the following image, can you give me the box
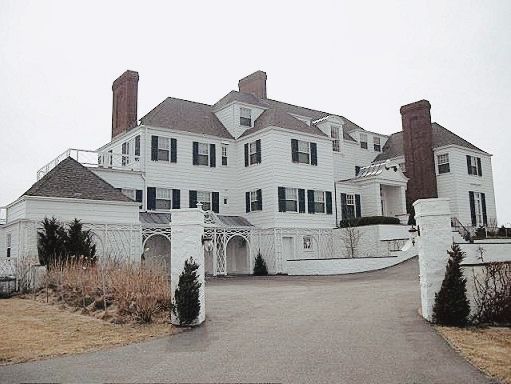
[170,208,206,326]
[414,198,452,322]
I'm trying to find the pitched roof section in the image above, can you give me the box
[213,90,270,110]
[140,97,234,139]
[24,157,133,202]
[239,108,327,138]
[374,122,488,162]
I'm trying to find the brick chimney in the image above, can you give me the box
[401,100,438,210]
[238,70,267,99]
[112,70,139,138]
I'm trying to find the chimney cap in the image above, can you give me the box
[400,100,431,115]
[238,70,267,85]
[112,70,139,90]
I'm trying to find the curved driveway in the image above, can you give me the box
[0,258,495,383]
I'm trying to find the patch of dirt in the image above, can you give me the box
[436,326,511,384]
[0,297,176,365]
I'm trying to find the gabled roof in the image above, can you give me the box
[139,97,234,139]
[213,90,270,110]
[239,108,327,138]
[24,157,133,202]
[374,123,489,162]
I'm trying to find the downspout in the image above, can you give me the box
[334,182,338,227]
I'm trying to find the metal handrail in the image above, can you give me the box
[451,217,473,241]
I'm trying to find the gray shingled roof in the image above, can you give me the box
[140,97,234,139]
[374,122,488,162]
[239,108,327,138]
[24,157,133,202]
[213,90,270,110]
[138,212,252,227]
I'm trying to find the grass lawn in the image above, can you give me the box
[436,326,511,384]
[0,297,174,365]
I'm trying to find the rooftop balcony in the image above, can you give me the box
[36,149,142,180]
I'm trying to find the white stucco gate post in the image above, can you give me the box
[414,198,452,322]
[170,207,206,326]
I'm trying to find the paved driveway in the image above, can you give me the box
[0,258,494,383]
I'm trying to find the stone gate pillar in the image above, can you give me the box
[170,208,206,326]
[413,198,452,322]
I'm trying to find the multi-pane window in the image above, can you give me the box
[249,141,258,164]
[467,155,482,176]
[474,192,483,226]
[284,188,298,212]
[6,233,11,258]
[314,190,325,213]
[157,137,170,161]
[297,140,310,163]
[198,143,209,166]
[240,107,252,127]
[373,137,381,152]
[134,135,141,158]
[250,191,259,211]
[331,126,340,152]
[122,142,130,166]
[221,145,228,166]
[197,191,211,211]
[360,133,368,149]
[303,235,313,251]
[121,188,136,201]
[155,188,172,210]
[437,154,450,174]
[346,194,355,210]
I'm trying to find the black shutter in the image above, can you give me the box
[326,191,332,215]
[189,190,197,208]
[355,166,361,176]
[245,192,251,213]
[151,136,158,161]
[477,157,482,176]
[355,194,362,218]
[210,144,216,167]
[278,187,286,212]
[135,135,140,156]
[170,138,177,163]
[256,139,262,163]
[291,139,299,163]
[192,142,199,165]
[172,189,180,209]
[256,189,263,210]
[212,192,220,213]
[481,193,487,225]
[244,143,249,167]
[466,155,472,175]
[298,189,306,213]
[469,191,476,226]
[147,187,156,210]
[307,190,315,214]
[135,189,143,203]
[310,142,318,166]
[341,193,347,220]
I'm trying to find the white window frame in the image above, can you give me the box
[346,194,355,208]
[197,142,209,166]
[373,137,381,152]
[314,190,326,213]
[155,188,172,210]
[6,233,12,258]
[197,191,211,211]
[331,125,340,152]
[297,140,311,164]
[360,133,368,150]
[437,153,450,174]
[249,141,258,165]
[240,107,252,127]
[474,192,483,226]
[303,235,313,251]
[221,144,228,166]
[122,141,130,166]
[250,190,259,211]
[284,188,298,212]
[121,188,136,201]
[468,155,479,176]
[157,137,171,162]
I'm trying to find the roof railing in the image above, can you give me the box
[36,149,141,180]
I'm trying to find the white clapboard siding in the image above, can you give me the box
[91,169,145,191]
[214,103,266,139]
[5,199,26,223]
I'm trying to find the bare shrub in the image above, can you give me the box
[340,225,362,258]
[44,257,170,324]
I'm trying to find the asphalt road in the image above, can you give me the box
[0,258,495,383]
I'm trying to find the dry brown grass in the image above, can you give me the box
[0,297,175,365]
[436,326,511,384]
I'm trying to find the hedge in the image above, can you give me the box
[339,216,401,228]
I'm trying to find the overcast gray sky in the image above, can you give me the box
[1,0,510,224]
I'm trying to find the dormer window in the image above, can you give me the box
[373,137,381,152]
[360,133,368,149]
[331,125,340,152]
[240,107,252,127]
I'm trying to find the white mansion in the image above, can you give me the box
[0,70,497,275]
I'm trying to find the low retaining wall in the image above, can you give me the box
[286,244,417,275]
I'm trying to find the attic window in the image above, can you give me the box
[373,137,381,152]
[240,107,252,127]
[360,133,368,149]
[331,126,340,152]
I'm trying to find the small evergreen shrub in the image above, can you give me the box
[407,205,416,226]
[339,216,401,228]
[253,250,268,276]
[172,257,201,326]
[432,244,470,326]
[65,219,97,264]
[475,226,486,239]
